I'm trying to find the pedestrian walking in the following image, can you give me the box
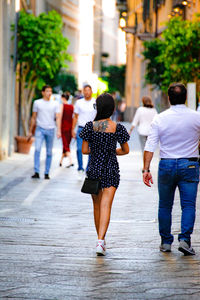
[59,93,74,168]
[28,85,61,179]
[80,93,129,256]
[143,83,200,255]
[129,96,157,151]
[72,85,96,173]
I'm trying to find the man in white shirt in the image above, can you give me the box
[72,85,96,172]
[28,85,61,179]
[143,83,200,255]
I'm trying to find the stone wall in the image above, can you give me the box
[0,0,16,160]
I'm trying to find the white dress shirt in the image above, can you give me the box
[144,105,200,158]
[74,98,96,127]
[131,106,157,136]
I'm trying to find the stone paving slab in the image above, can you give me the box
[0,130,200,299]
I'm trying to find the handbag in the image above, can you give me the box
[81,177,101,195]
[81,150,110,195]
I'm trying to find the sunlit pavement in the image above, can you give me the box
[0,126,200,299]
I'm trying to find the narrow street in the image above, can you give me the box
[0,130,200,300]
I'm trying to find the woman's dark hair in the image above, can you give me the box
[61,93,69,101]
[168,83,187,105]
[94,93,115,121]
[142,96,154,108]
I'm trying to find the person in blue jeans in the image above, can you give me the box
[72,85,96,173]
[28,85,61,179]
[143,83,200,255]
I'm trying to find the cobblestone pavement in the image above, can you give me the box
[0,128,200,300]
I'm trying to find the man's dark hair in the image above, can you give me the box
[94,93,115,121]
[83,84,92,90]
[168,83,187,105]
[42,85,52,92]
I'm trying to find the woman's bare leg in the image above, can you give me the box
[59,153,65,166]
[66,151,73,165]
[92,189,102,235]
[98,187,116,240]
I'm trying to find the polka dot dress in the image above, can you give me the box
[79,121,130,189]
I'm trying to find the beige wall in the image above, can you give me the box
[61,1,80,77]
[124,0,200,121]
[102,0,118,66]
[0,0,17,159]
[93,0,102,76]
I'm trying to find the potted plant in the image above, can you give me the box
[12,10,71,153]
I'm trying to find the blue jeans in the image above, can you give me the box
[77,126,84,171]
[77,126,90,171]
[158,159,199,245]
[34,126,55,174]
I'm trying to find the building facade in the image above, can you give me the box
[117,0,200,120]
[0,0,17,160]
[0,0,124,159]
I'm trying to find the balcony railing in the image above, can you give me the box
[116,0,127,12]
[173,0,184,7]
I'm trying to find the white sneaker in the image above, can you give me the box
[178,240,195,256]
[77,169,84,180]
[96,240,106,256]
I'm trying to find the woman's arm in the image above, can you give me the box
[82,140,91,154]
[72,113,78,138]
[129,125,135,135]
[116,142,129,155]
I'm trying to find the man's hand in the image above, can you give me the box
[143,172,153,187]
[72,129,76,139]
[27,132,32,142]
[57,130,61,139]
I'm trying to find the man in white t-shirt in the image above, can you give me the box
[28,85,61,179]
[72,85,96,172]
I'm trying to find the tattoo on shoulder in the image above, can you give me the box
[93,120,108,132]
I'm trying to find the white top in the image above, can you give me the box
[74,98,96,127]
[131,106,157,136]
[144,105,200,158]
[33,99,60,130]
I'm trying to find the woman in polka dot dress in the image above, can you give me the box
[80,93,130,256]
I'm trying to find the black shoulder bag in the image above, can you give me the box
[81,152,110,195]
[81,177,101,195]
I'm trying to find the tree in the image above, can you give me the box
[143,16,200,94]
[12,10,71,135]
[101,65,126,96]
[160,16,200,93]
[35,70,78,97]
[143,39,165,89]
[54,71,78,94]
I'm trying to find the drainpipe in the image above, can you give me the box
[155,0,158,37]
[9,8,19,155]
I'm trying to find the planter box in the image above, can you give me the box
[15,136,34,154]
